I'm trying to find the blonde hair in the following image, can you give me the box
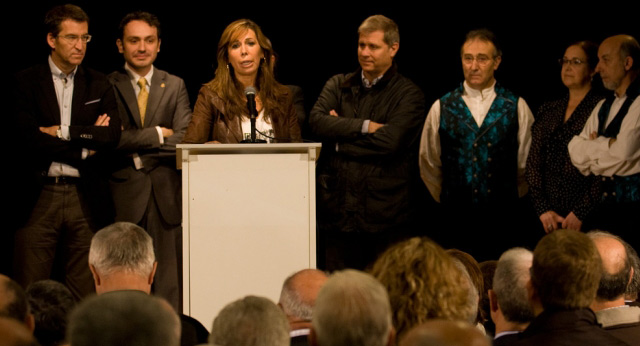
[370,237,474,338]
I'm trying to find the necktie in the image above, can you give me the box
[137,77,149,126]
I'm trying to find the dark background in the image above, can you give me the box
[4,1,640,274]
[8,1,640,113]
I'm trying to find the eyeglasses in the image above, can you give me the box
[462,55,494,66]
[57,34,92,44]
[558,58,585,66]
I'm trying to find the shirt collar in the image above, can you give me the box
[125,63,154,86]
[290,328,310,338]
[48,55,77,80]
[494,330,520,340]
[463,80,496,100]
[361,70,384,88]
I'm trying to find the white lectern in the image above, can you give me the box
[177,143,321,329]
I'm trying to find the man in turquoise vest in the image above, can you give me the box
[569,35,640,244]
[419,29,534,260]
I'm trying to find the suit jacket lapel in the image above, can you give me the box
[39,64,62,125]
[146,69,166,126]
[71,66,87,125]
[113,69,143,128]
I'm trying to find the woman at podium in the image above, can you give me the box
[182,19,301,144]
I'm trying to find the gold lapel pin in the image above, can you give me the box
[161,83,166,88]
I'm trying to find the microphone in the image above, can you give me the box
[241,86,266,143]
[245,86,258,119]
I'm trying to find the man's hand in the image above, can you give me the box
[160,127,174,138]
[39,125,60,137]
[329,110,339,117]
[94,114,110,126]
[562,212,582,231]
[369,121,384,133]
[539,210,565,233]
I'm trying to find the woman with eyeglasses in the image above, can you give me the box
[182,19,301,144]
[526,41,604,233]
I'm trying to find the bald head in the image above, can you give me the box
[0,316,38,346]
[596,34,639,95]
[0,275,32,330]
[588,232,632,302]
[279,269,328,322]
[399,320,489,346]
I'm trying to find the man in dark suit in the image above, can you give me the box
[513,230,628,346]
[107,11,192,312]
[12,4,121,300]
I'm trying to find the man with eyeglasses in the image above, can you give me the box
[418,29,534,261]
[568,34,640,243]
[12,4,120,300]
[107,11,192,312]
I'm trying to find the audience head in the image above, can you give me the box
[478,260,497,327]
[0,275,34,332]
[88,222,156,294]
[0,316,39,346]
[68,290,180,346]
[530,230,601,310]
[623,239,640,301]
[371,237,473,338]
[399,319,490,346]
[447,249,484,324]
[278,269,328,326]
[311,269,393,346]
[26,280,76,346]
[210,295,289,346]
[587,231,633,304]
[491,248,534,324]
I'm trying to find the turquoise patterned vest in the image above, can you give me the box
[439,83,520,204]
[597,79,640,203]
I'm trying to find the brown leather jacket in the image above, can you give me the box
[182,86,301,143]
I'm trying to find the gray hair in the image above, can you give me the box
[68,291,180,346]
[88,222,155,277]
[358,15,399,46]
[210,295,289,346]
[624,240,640,300]
[278,269,327,321]
[312,269,392,346]
[493,248,534,323]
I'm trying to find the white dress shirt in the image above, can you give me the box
[568,94,640,177]
[47,56,83,177]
